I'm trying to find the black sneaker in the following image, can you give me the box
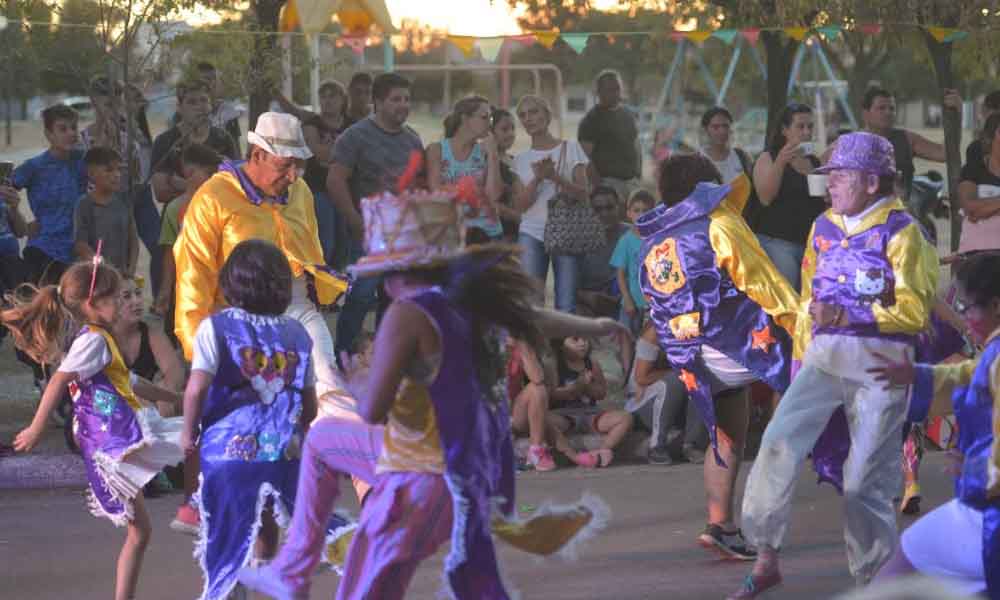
[647,445,675,465]
[698,524,756,560]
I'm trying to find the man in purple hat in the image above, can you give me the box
[731,132,940,598]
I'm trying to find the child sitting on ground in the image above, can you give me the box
[550,335,634,467]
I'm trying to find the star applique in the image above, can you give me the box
[100,423,108,432]
[815,236,833,253]
[679,369,698,392]
[751,325,776,352]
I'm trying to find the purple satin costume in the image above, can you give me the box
[195,309,312,600]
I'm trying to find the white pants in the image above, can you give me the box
[285,280,359,422]
[741,364,908,580]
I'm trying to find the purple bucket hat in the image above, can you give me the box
[815,132,896,177]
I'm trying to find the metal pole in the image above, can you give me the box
[653,39,687,124]
[748,43,767,81]
[786,43,807,98]
[813,42,858,129]
[716,37,743,106]
[692,45,720,101]
[309,34,320,111]
[383,36,394,73]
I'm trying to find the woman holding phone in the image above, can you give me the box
[749,103,825,292]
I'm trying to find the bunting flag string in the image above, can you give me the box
[429,23,976,62]
[476,37,505,62]
[447,35,477,57]
[711,29,739,45]
[561,32,590,54]
[532,30,560,49]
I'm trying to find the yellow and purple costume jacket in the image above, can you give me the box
[638,175,800,460]
[801,198,939,488]
[909,329,1000,598]
[173,162,348,360]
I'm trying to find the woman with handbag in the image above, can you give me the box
[513,95,594,313]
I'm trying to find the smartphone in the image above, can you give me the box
[0,161,13,187]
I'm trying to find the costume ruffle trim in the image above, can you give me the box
[320,511,360,575]
[86,407,160,527]
[193,476,293,600]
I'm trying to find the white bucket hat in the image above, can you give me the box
[247,112,313,160]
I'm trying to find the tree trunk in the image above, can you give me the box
[762,31,799,146]
[248,0,286,134]
[922,31,963,252]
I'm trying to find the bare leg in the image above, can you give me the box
[115,495,152,600]
[511,383,549,447]
[546,413,579,460]
[705,387,749,529]
[596,410,634,451]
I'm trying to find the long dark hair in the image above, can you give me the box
[768,103,813,155]
[392,247,544,402]
[443,95,489,139]
[955,252,1000,309]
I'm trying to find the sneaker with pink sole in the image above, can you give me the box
[170,502,200,536]
[527,445,556,471]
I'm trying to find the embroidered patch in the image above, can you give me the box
[669,312,701,340]
[645,238,686,294]
[679,369,698,392]
[814,236,834,253]
[257,431,281,462]
[854,268,894,306]
[225,434,258,461]
[93,389,118,416]
[750,325,776,352]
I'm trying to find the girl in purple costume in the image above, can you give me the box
[6,260,184,600]
[180,240,317,600]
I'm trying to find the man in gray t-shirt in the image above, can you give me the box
[327,73,424,358]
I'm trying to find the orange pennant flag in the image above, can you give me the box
[784,27,809,41]
[684,30,713,45]
[927,26,965,43]
[447,35,477,57]
[533,30,560,49]
[279,0,300,33]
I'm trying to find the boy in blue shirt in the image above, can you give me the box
[610,189,656,368]
[12,104,87,286]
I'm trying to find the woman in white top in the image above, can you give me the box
[699,107,753,184]
[513,95,590,313]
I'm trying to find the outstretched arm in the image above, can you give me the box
[13,370,75,452]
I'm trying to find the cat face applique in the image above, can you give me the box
[239,347,301,405]
[853,268,895,306]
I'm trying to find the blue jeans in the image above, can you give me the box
[334,238,381,357]
[313,190,338,266]
[518,232,581,313]
[756,234,805,293]
[132,185,163,296]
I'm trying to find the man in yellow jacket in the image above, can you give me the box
[174,112,349,412]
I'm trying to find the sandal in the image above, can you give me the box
[726,572,782,599]
[595,448,613,468]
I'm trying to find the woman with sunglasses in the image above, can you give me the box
[427,95,504,242]
[749,103,825,293]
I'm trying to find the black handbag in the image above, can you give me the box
[543,142,603,255]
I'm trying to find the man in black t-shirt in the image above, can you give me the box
[965,90,1000,168]
[578,70,641,208]
[151,79,239,205]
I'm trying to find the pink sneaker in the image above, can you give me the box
[527,445,556,472]
[170,503,200,536]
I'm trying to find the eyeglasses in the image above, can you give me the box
[266,155,306,178]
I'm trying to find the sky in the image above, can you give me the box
[384,0,628,36]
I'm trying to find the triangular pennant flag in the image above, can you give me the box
[859,23,883,35]
[712,29,739,45]
[818,25,842,40]
[279,0,300,33]
[669,31,686,43]
[510,34,536,47]
[340,36,366,55]
[784,27,809,41]
[561,33,590,54]
[741,28,761,45]
[928,26,967,43]
[533,31,559,49]
[477,37,505,62]
[684,30,713,45]
[448,35,476,58]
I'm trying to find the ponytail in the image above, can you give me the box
[443,113,463,139]
[1,284,70,364]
